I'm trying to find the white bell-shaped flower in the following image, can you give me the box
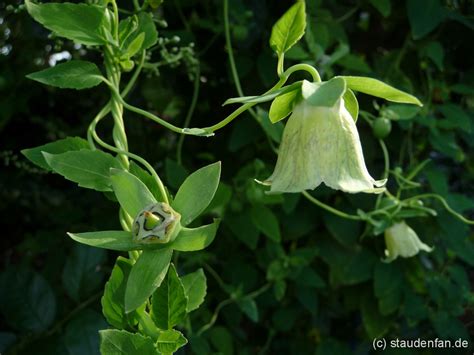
[265,97,386,193]
[384,221,433,262]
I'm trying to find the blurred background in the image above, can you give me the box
[0,0,473,354]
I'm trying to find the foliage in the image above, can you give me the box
[1,0,473,354]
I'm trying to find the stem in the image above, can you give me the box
[196,298,233,336]
[176,63,201,164]
[277,54,284,77]
[302,191,363,221]
[375,139,390,209]
[403,194,474,225]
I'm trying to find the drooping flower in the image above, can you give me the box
[384,221,433,262]
[265,86,386,193]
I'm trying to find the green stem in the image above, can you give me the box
[277,54,285,77]
[403,193,474,225]
[375,139,390,209]
[302,191,362,221]
[176,63,201,164]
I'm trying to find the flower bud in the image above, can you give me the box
[384,221,433,262]
[132,203,181,244]
[265,98,386,194]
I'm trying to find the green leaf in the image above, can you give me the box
[99,329,157,355]
[125,32,145,58]
[223,82,301,106]
[171,220,220,252]
[155,329,187,354]
[129,161,165,202]
[64,310,107,355]
[269,88,299,123]
[250,205,281,242]
[340,76,422,106]
[102,257,134,329]
[361,293,391,339]
[181,269,207,312]
[62,244,106,302]
[119,13,158,52]
[301,77,346,107]
[172,162,221,226]
[407,0,446,39]
[422,41,444,71]
[26,60,103,90]
[270,1,306,55]
[374,262,403,315]
[151,264,187,330]
[43,150,122,192]
[342,88,358,121]
[25,0,107,46]
[21,137,90,171]
[0,267,56,332]
[125,248,172,313]
[67,231,139,252]
[369,0,391,17]
[237,298,259,322]
[110,169,157,218]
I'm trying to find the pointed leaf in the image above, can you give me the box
[237,298,259,322]
[343,88,359,122]
[340,76,422,106]
[302,77,346,107]
[25,0,107,46]
[269,88,299,123]
[125,248,172,313]
[151,264,187,330]
[110,169,157,218]
[250,205,281,242]
[270,1,306,55]
[102,257,134,329]
[155,329,187,354]
[172,162,221,226]
[67,231,138,252]
[181,269,207,312]
[171,220,220,252]
[21,137,90,171]
[99,330,157,355]
[43,150,122,192]
[27,60,103,90]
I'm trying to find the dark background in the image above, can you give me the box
[0,0,473,354]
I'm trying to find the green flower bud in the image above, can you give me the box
[265,97,386,193]
[132,203,181,244]
[384,221,433,262]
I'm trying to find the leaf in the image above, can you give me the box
[64,310,107,355]
[407,0,446,39]
[102,257,134,329]
[119,13,158,52]
[171,162,221,226]
[269,88,300,123]
[43,150,122,192]
[237,298,259,322]
[181,269,207,312]
[155,329,188,354]
[225,211,259,250]
[110,169,157,218]
[171,220,220,252]
[26,60,103,89]
[270,1,306,55]
[250,205,281,242]
[25,0,107,46]
[125,248,173,313]
[67,231,139,251]
[151,264,187,330]
[340,76,422,106]
[301,78,346,107]
[0,267,56,332]
[125,32,145,58]
[62,244,106,302]
[21,137,90,171]
[342,88,359,121]
[99,329,157,355]
[369,0,391,17]
[422,41,444,71]
[361,293,391,339]
[374,262,403,315]
[129,161,165,202]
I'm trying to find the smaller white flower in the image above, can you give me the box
[384,221,433,262]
